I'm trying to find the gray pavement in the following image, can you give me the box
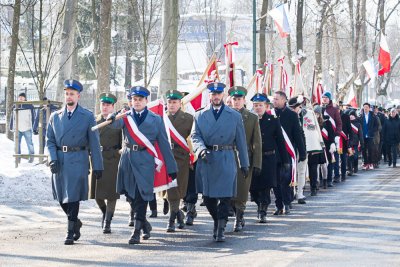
[1,165,400,267]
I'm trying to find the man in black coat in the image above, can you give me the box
[382,109,400,167]
[338,109,353,182]
[360,103,379,170]
[249,93,289,223]
[271,91,307,215]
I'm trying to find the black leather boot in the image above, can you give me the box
[233,209,244,232]
[100,206,106,228]
[73,219,82,241]
[64,221,75,245]
[166,211,176,232]
[176,210,185,229]
[185,203,197,226]
[142,219,152,240]
[103,211,113,234]
[128,208,135,227]
[259,204,267,223]
[163,199,169,215]
[128,220,142,244]
[215,219,226,242]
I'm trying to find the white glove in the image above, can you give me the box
[334,136,340,147]
[329,143,337,154]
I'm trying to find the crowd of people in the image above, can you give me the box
[12,80,400,246]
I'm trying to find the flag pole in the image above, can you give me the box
[196,53,217,87]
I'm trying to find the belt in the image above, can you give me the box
[101,145,121,152]
[206,145,235,151]
[125,143,147,151]
[263,150,275,156]
[57,146,87,153]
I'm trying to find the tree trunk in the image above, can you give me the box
[56,0,78,101]
[96,0,112,113]
[5,0,21,141]
[158,0,179,97]
[315,2,328,80]
[296,0,304,59]
[259,0,268,71]
[124,5,134,89]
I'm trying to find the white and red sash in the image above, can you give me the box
[321,128,329,140]
[269,109,297,186]
[324,111,336,131]
[123,113,163,172]
[351,123,358,134]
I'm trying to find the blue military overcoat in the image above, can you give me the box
[191,104,249,198]
[47,105,103,203]
[110,109,178,202]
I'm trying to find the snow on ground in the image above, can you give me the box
[0,133,54,206]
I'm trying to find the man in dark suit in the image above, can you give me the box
[360,102,379,170]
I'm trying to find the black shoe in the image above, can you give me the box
[129,220,142,245]
[328,182,334,187]
[341,176,346,182]
[149,210,157,218]
[311,189,317,196]
[215,219,226,242]
[273,209,283,215]
[298,198,306,204]
[65,221,75,245]
[259,204,267,223]
[166,212,176,233]
[185,203,197,226]
[233,209,244,232]
[73,219,82,241]
[142,219,152,240]
[176,210,185,229]
[323,180,327,189]
[289,203,293,209]
[284,205,290,215]
[163,199,169,215]
[389,161,392,167]
[103,211,113,234]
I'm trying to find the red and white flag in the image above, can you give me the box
[146,100,178,192]
[312,83,323,105]
[378,33,391,76]
[362,58,377,84]
[268,3,291,38]
[224,42,238,88]
[278,56,288,91]
[346,86,357,108]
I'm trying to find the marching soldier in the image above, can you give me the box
[249,93,289,223]
[47,79,103,245]
[89,93,122,234]
[228,86,262,232]
[107,86,178,245]
[191,82,249,242]
[164,90,194,232]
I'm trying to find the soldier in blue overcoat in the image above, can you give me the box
[47,79,104,245]
[191,82,249,242]
[107,86,178,245]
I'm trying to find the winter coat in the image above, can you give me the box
[323,101,342,136]
[109,108,178,202]
[340,111,353,151]
[250,112,288,190]
[165,109,193,201]
[47,105,104,203]
[89,114,122,200]
[382,115,400,145]
[360,111,379,139]
[233,107,262,203]
[349,119,364,148]
[192,104,249,198]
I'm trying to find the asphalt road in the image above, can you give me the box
[1,165,400,267]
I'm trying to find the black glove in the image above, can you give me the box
[241,167,249,178]
[253,167,261,177]
[49,160,59,174]
[33,130,38,135]
[200,149,210,163]
[93,170,102,180]
[298,155,307,162]
[282,163,291,173]
[169,172,177,180]
[106,112,117,122]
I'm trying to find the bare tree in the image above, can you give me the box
[158,0,179,96]
[5,0,21,140]
[259,0,269,70]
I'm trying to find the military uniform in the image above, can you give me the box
[249,94,289,223]
[108,86,178,244]
[164,90,194,232]
[47,79,103,245]
[89,93,122,234]
[228,86,262,232]
[191,82,249,242]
